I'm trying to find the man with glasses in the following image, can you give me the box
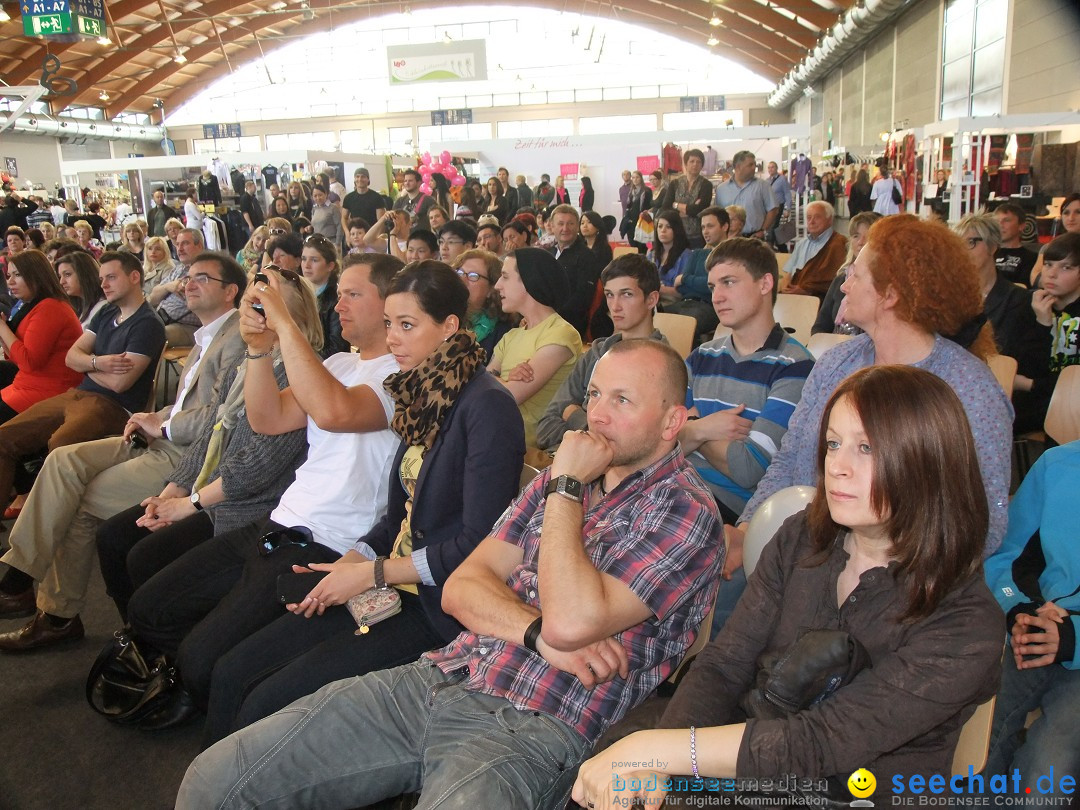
[475,222,503,255]
[0,250,192,650]
[437,220,476,264]
[121,253,403,722]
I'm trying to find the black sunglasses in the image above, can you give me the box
[258,525,314,556]
[258,265,304,287]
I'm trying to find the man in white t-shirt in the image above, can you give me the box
[123,253,405,720]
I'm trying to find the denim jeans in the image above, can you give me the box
[984,650,1080,795]
[178,660,589,810]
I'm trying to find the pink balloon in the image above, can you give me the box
[444,165,458,178]
[419,165,432,177]
[420,152,432,166]
[440,150,452,165]
[450,175,466,187]
[430,163,444,174]
[420,182,431,195]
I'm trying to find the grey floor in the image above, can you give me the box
[0,540,201,810]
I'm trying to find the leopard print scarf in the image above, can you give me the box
[384,331,486,451]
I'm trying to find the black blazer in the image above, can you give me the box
[551,237,603,340]
[360,368,525,642]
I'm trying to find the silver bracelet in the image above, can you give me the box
[690,725,700,778]
[244,348,274,360]
[90,354,97,371]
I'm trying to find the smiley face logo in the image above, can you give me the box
[847,768,876,799]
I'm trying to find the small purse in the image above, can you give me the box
[346,587,402,635]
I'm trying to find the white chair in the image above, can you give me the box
[805,332,853,360]
[743,486,816,576]
[986,354,1018,399]
[519,463,542,493]
[653,311,696,359]
[667,589,718,684]
[772,294,820,346]
[1045,365,1080,445]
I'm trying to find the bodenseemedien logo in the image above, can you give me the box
[848,768,876,807]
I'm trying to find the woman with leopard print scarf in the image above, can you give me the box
[209,261,527,742]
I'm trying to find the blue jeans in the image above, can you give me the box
[984,650,1080,795]
[178,660,589,810]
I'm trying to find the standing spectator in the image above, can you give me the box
[483,177,509,225]
[766,161,792,249]
[618,170,632,216]
[340,168,385,236]
[553,175,570,206]
[392,169,435,231]
[621,170,653,252]
[0,194,39,233]
[146,189,180,237]
[239,180,264,234]
[649,169,667,217]
[578,176,595,213]
[309,186,343,246]
[534,173,555,210]
[847,168,874,217]
[660,149,714,249]
[183,188,204,233]
[285,182,311,222]
[870,166,903,216]
[497,167,518,213]
[326,168,347,201]
[514,175,533,211]
[713,151,778,241]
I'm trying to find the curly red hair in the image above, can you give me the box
[865,215,993,357]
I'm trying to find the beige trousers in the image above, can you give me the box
[0,435,184,617]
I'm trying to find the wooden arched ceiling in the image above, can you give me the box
[0,0,852,118]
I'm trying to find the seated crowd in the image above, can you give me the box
[0,166,1076,809]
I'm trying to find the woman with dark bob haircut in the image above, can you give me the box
[727,215,1013,577]
[574,365,1004,809]
[198,259,526,746]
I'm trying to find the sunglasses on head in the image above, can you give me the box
[305,234,331,245]
[258,525,314,556]
[258,265,304,287]
[269,228,287,236]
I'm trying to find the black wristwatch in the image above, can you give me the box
[544,474,584,503]
[189,491,203,511]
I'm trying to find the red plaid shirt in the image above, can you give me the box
[426,445,724,743]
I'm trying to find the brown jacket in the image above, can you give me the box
[787,231,849,300]
[660,511,1003,782]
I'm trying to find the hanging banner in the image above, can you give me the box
[636,156,660,175]
[387,41,487,84]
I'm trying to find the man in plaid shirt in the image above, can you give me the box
[178,339,724,810]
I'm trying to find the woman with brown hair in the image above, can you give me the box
[574,365,1004,809]
[0,250,84,423]
[727,215,1013,578]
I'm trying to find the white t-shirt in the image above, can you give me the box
[270,351,400,554]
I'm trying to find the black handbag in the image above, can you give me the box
[85,628,182,726]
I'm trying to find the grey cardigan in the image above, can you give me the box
[168,360,307,535]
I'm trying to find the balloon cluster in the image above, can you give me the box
[418,150,465,195]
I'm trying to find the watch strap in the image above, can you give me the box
[374,556,388,590]
[523,616,543,653]
[544,475,584,503]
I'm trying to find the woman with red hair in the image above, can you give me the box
[726,215,1013,575]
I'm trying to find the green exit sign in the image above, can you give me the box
[76,15,101,35]
[22,0,106,40]
[23,12,73,35]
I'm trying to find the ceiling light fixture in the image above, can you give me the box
[709,13,721,26]
[174,51,187,63]
[97,35,110,45]
[99,90,110,101]
[0,9,10,22]
[707,35,719,46]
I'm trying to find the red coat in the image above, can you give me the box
[2,297,85,413]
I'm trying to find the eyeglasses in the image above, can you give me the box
[455,269,490,284]
[258,525,314,556]
[268,228,287,236]
[438,238,465,247]
[186,272,227,286]
[965,237,984,249]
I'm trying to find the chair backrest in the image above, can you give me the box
[1045,365,1080,445]
[713,323,732,341]
[951,696,996,776]
[986,354,1018,399]
[772,294,820,346]
[804,331,853,360]
[667,587,718,684]
[743,486,816,576]
[519,463,543,493]
[611,245,637,259]
[653,311,696,359]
